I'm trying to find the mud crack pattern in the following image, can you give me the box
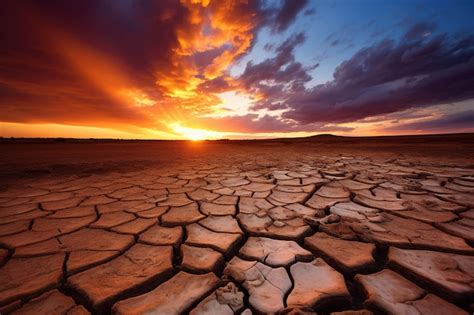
[0,156,473,314]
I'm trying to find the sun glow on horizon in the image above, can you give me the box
[170,122,225,140]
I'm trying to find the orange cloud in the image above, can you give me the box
[0,0,315,139]
[155,0,259,112]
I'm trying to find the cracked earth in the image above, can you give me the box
[0,141,473,315]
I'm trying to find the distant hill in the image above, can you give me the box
[303,133,344,139]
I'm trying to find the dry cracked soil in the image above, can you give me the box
[0,135,473,315]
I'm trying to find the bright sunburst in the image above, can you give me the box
[170,122,222,141]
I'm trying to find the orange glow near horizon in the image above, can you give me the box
[2,1,471,140]
[170,122,226,140]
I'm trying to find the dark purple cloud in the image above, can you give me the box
[403,22,437,41]
[272,0,309,32]
[385,109,474,132]
[239,32,313,111]
[265,30,474,125]
[195,113,353,133]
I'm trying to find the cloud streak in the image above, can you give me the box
[385,109,474,132]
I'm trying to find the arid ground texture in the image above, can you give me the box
[0,134,473,315]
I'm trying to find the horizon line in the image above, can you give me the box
[1,131,473,142]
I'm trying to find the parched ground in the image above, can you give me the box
[0,135,473,314]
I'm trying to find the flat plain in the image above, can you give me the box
[0,134,473,314]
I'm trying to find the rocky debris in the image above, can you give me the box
[112,272,220,315]
[304,233,376,274]
[190,282,244,315]
[67,244,173,311]
[10,290,85,315]
[0,253,64,305]
[388,247,474,301]
[186,223,242,255]
[239,237,312,267]
[139,225,182,247]
[224,257,292,313]
[161,202,205,226]
[287,258,350,308]
[181,244,224,272]
[355,269,467,315]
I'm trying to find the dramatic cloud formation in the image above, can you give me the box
[0,1,473,139]
[386,109,474,133]
[268,28,474,124]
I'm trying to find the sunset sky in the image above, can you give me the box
[1,0,473,140]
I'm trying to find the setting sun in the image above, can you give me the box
[170,122,223,141]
